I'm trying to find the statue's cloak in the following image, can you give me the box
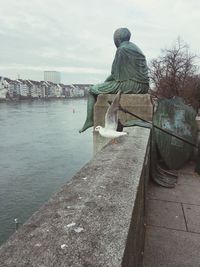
[153,97,197,170]
[90,41,149,95]
[111,41,149,84]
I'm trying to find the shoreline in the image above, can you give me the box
[0,96,88,103]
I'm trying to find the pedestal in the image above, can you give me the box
[93,94,153,153]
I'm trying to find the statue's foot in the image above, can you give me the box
[79,121,93,133]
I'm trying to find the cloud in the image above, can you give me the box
[1,0,200,83]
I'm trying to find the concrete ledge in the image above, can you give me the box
[0,127,150,267]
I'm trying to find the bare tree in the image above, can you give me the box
[149,38,200,109]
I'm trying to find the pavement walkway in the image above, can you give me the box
[143,161,200,267]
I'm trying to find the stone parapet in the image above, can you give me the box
[0,127,150,267]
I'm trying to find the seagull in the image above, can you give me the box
[94,91,127,139]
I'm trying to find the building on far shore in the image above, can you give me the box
[0,76,92,100]
[44,71,61,84]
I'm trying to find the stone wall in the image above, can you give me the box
[0,127,150,267]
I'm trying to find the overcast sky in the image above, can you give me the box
[1,0,200,84]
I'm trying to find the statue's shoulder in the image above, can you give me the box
[119,41,144,56]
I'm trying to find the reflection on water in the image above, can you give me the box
[0,99,92,245]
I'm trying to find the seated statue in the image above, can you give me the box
[79,27,149,133]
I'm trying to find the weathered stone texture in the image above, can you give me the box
[0,127,150,267]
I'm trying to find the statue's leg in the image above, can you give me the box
[79,93,96,133]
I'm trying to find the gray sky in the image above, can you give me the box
[1,0,200,84]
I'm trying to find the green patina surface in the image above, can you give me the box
[79,28,149,132]
[153,97,197,170]
[90,28,149,95]
[120,96,199,187]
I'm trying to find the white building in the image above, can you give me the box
[68,84,85,97]
[17,79,29,97]
[26,80,41,98]
[0,77,8,99]
[54,84,63,97]
[44,71,61,84]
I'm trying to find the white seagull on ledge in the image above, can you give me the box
[94,91,127,139]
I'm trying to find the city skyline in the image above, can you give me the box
[0,76,90,100]
[1,0,200,84]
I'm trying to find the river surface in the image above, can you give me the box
[0,99,93,245]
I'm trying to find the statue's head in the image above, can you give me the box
[114,28,131,47]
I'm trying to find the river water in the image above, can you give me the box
[0,99,92,245]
